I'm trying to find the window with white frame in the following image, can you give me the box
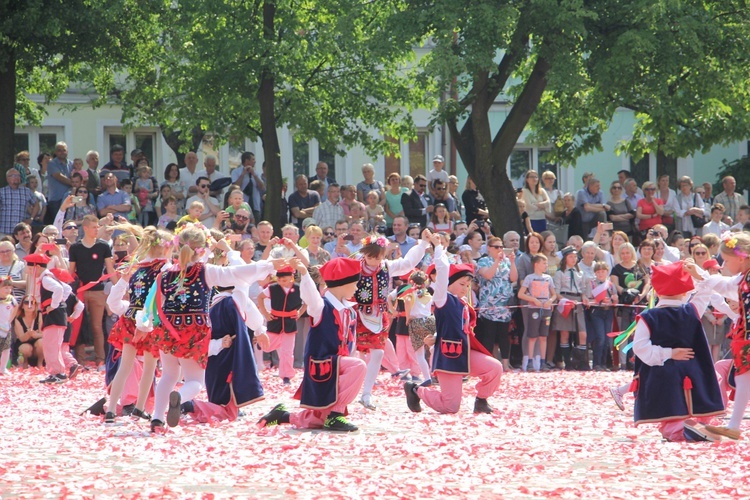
[14,127,65,163]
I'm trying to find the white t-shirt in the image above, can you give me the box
[185,194,220,228]
[427,169,449,189]
[180,167,203,193]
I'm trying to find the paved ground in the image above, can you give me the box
[1,367,748,499]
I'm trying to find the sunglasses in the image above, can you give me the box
[324,232,335,236]
[200,184,210,188]
[234,215,249,220]
[78,190,88,194]
[64,226,77,230]
[693,251,708,256]
[489,245,503,249]
[24,301,37,307]
[644,188,656,191]
[611,186,622,190]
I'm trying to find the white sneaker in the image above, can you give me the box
[609,387,624,411]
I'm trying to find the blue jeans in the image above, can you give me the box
[589,308,613,368]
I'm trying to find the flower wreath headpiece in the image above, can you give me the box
[721,231,748,258]
[361,235,388,248]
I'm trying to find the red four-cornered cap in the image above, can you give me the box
[651,261,694,297]
[23,253,51,266]
[276,265,295,276]
[320,258,361,288]
[448,263,474,285]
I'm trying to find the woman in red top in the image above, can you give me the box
[636,181,664,236]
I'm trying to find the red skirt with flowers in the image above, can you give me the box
[355,315,390,353]
[109,316,161,358]
[730,323,750,376]
[152,322,211,368]
[731,271,750,376]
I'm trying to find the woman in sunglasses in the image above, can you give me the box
[636,181,664,239]
[13,295,44,368]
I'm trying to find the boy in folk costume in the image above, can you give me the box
[258,258,367,432]
[181,285,269,422]
[631,261,725,442]
[25,253,73,384]
[404,238,503,414]
[257,265,306,385]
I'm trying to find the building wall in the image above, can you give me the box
[15,98,745,196]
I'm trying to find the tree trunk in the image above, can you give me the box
[161,127,204,167]
[0,47,16,187]
[259,0,283,236]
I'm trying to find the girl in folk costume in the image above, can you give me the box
[552,246,588,371]
[103,226,174,424]
[181,284,270,423]
[705,232,750,440]
[137,224,283,432]
[387,273,421,381]
[257,265,306,385]
[354,232,431,410]
[404,237,503,414]
[404,270,435,385]
[258,258,367,432]
[0,277,18,374]
[630,261,725,442]
[25,253,73,384]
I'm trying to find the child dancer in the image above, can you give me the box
[518,254,557,372]
[138,224,282,432]
[0,278,18,374]
[26,253,72,384]
[257,265,305,385]
[631,261,724,442]
[257,258,367,432]
[181,285,268,423]
[404,270,435,385]
[389,273,421,381]
[354,232,430,410]
[404,239,503,414]
[104,226,173,424]
[705,232,750,440]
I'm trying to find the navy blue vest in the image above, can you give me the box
[633,304,724,424]
[432,294,470,375]
[300,299,356,409]
[267,283,302,334]
[205,295,263,407]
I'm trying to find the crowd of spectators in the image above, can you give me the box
[2,142,747,374]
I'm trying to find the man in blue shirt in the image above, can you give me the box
[575,177,609,238]
[97,172,132,219]
[46,142,74,224]
[387,216,416,258]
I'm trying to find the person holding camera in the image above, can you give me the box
[636,181,664,240]
[60,190,97,228]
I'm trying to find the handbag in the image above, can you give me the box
[690,194,707,228]
[553,192,565,217]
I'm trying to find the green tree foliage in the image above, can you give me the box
[399,0,750,236]
[116,0,427,226]
[0,0,149,184]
